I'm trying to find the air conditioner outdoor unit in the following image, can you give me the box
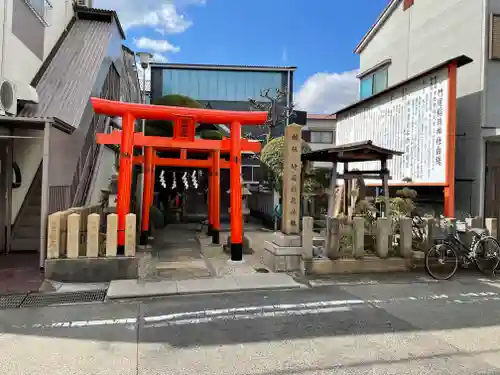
[0,78,39,117]
[75,0,92,7]
[0,79,17,116]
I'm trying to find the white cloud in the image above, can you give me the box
[152,53,168,63]
[294,70,360,114]
[94,0,204,34]
[134,37,180,53]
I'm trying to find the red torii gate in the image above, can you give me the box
[91,98,266,261]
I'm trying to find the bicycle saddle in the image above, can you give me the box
[469,228,487,236]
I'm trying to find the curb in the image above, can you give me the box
[105,274,307,300]
[106,284,307,301]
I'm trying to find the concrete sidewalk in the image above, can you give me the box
[106,273,306,299]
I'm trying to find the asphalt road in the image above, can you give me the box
[2,274,500,374]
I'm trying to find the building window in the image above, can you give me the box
[23,0,52,25]
[162,69,283,102]
[310,131,334,144]
[359,66,388,99]
[242,165,259,184]
[490,14,500,60]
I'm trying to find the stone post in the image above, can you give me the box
[325,216,340,259]
[399,217,413,258]
[375,217,390,258]
[485,218,498,239]
[86,213,100,258]
[301,216,314,259]
[352,216,365,259]
[106,213,118,257]
[47,213,61,259]
[67,213,80,258]
[281,124,302,235]
[424,218,435,251]
[125,213,137,257]
[263,124,304,273]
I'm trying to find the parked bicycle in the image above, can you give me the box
[425,226,500,280]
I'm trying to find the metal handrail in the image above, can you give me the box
[23,0,52,26]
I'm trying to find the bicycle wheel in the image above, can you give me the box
[474,236,500,276]
[425,242,459,280]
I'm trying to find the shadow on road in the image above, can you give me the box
[0,277,500,350]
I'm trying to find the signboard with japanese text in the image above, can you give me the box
[336,67,449,185]
[281,124,302,234]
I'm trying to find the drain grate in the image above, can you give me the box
[21,289,107,308]
[0,294,27,309]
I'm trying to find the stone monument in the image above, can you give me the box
[263,124,304,272]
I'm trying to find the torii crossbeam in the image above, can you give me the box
[91,98,266,261]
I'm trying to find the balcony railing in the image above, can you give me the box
[23,0,53,26]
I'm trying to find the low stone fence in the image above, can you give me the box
[303,216,498,260]
[44,206,138,282]
[264,215,498,275]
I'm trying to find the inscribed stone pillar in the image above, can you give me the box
[281,124,302,235]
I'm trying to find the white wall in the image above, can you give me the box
[357,0,485,215]
[0,0,74,83]
[0,0,75,222]
[43,0,74,61]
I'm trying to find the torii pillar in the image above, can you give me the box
[229,121,243,260]
[212,150,221,244]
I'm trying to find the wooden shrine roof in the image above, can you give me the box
[301,140,403,163]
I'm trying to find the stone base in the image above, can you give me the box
[272,232,301,247]
[225,235,253,254]
[195,232,224,258]
[300,256,408,276]
[263,241,303,272]
[45,257,139,283]
[217,260,257,276]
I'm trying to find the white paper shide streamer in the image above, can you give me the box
[182,172,189,190]
[191,170,198,189]
[170,171,176,190]
[159,170,167,189]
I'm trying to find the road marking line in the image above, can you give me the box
[144,306,353,328]
[15,290,500,330]
[143,299,365,323]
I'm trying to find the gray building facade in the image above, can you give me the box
[150,62,296,185]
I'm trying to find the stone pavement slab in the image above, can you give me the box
[106,273,306,299]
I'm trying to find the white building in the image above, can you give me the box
[302,114,336,169]
[0,0,141,262]
[350,0,500,219]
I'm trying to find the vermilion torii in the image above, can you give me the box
[91,98,266,261]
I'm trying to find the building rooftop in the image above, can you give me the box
[307,114,337,120]
[150,62,297,72]
[301,140,403,163]
[354,0,400,54]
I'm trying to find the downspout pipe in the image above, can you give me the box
[1,0,8,77]
[478,0,489,217]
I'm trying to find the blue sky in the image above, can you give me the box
[96,0,389,113]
